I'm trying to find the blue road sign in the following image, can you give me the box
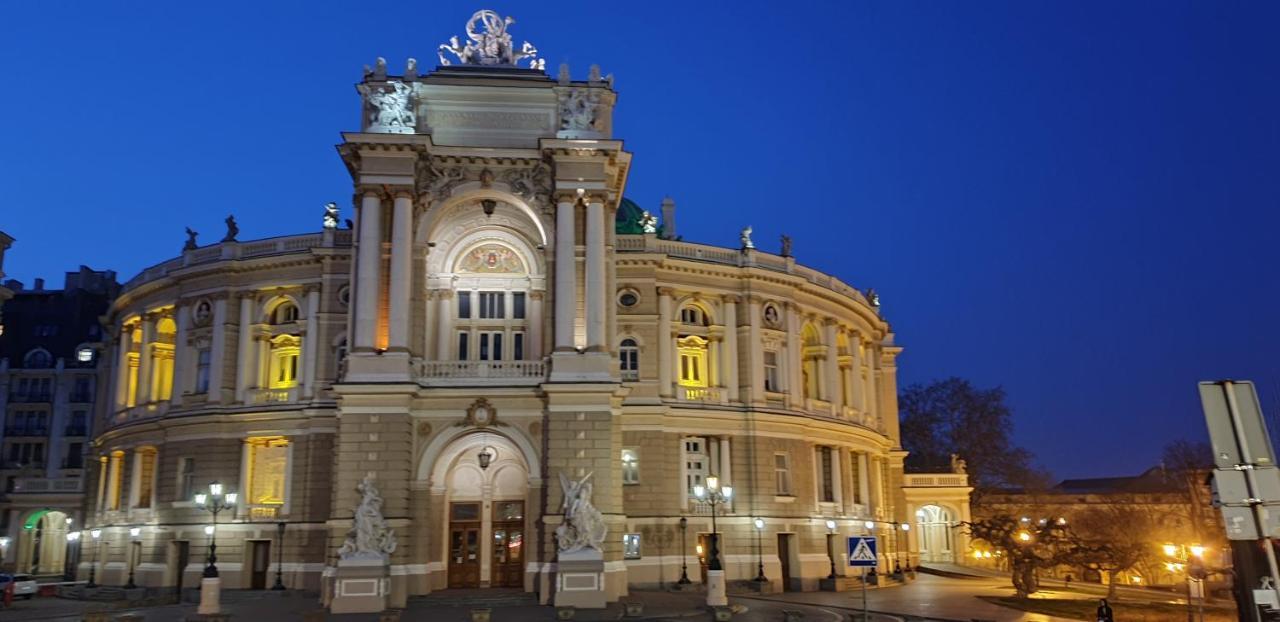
[847,536,877,567]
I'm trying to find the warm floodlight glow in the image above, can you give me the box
[1190,545,1205,558]
[1163,544,1178,557]
[1017,531,1031,542]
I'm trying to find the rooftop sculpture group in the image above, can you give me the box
[439,10,545,69]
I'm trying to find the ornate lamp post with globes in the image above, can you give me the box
[693,475,732,607]
[677,517,691,586]
[194,481,237,615]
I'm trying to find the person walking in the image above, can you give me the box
[1096,598,1114,622]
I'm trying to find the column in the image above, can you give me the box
[553,198,577,351]
[528,291,544,359]
[388,192,413,351]
[207,298,228,403]
[832,447,844,513]
[857,453,871,511]
[354,190,383,350]
[585,198,606,351]
[302,288,320,398]
[114,324,131,409]
[864,347,878,424]
[235,294,254,402]
[722,296,739,402]
[170,308,189,405]
[785,303,802,409]
[747,298,764,404]
[136,316,156,404]
[435,291,454,360]
[824,321,841,414]
[657,288,673,398]
[718,438,732,489]
[849,333,865,413]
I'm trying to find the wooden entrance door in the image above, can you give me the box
[778,534,794,591]
[448,502,482,588]
[172,541,189,595]
[250,541,270,589]
[490,500,525,588]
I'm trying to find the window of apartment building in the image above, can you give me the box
[774,452,793,496]
[246,437,290,517]
[64,443,84,469]
[763,350,780,392]
[24,349,52,369]
[133,447,157,509]
[68,411,87,436]
[7,442,44,466]
[621,448,640,485]
[177,457,196,501]
[195,347,211,394]
[72,377,92,403]
[619,339,639,380]
[817,446,835,503]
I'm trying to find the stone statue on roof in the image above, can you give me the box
[358,81,415,133]
[740,226,754,250]
[323,202,339,230]
[183,227,198,251]
[222,216,238,243]
[438,10,545,69]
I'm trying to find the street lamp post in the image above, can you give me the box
[753,518,767,583]
[194,481,237,615]
[87,529,101,588]
[272,521,286,590]
[826,520,838,579]
[1163,543,1206,622]
[693,475,732,607]
[677,517,691,586]
[125,527,141,588]
[64,531,81,582]
[901,522,912,575]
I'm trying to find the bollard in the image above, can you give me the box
[556,605,576,620]
[623,602,644,618]
[469,608,491,622]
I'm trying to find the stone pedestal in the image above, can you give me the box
[705,570,727,607]
[197,577,221,615]
[555,549,606,609]
[329,558,390,614]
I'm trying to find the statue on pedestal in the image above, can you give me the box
[640,211,658,234]
[358,81,415,133]
[222,216,238,243]
[780,234,793,257]
[555,472,606,554]
[183,227,199,251]
[323,202,340,230]
[338,475,397,562]
[740,226,754,250]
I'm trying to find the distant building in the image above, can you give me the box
[973,465,1225,588]
[0,231,13,330]
[0,266,119,576]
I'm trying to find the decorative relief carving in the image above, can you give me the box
[558,87,602,133]
[762,302,782,329]
[460,397,499,428]
[457,244,524,274]
[500,164,551,205]
[416,160,468,203]
[424,109,548,131]
[358,81,415,134]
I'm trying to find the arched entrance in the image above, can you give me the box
[915,505,955,563]
[426,430,534,589]
[17,509,70,575]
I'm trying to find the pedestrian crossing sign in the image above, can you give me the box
[847,536,878,567]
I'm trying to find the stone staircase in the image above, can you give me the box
[409,588,538,608]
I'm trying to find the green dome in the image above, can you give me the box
[615,197,646,234]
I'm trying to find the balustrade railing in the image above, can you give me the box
[248,387,299,404]
[416,359,547,386]
[11,477,83,493]
[903,473,970,488]
[676,385,722,402]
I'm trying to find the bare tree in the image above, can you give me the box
[967,514,1080,598]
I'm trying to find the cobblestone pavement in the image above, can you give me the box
[0,575,1081,622]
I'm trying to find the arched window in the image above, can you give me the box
[23,349,52,369]
[680,306,705,326]
[268,335,301,389]
[800,323,822,400]
[619,338,639,381]
[271,301,299,325]
[452,242,532,361]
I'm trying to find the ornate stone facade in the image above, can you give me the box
[82,11,916,607]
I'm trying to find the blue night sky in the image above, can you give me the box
[2,1,1277,479]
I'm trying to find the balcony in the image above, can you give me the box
[10,393,51,403]
[248,387,299,404]
[416,359,547,387]
[621,369,640,382]
[903,473,970,488]
[4,426,48,437]
[245,504,282,519]
[112,402,170,425]
[10,477,83,494]
[688,500,733,516]
[676,385,723,403]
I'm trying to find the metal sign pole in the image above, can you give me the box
[1223,381,1280,609]
[862,566,869,622]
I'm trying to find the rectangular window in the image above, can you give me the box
[513,333,525,361]
[478,332,504,361]
[457,291,472,319]
[247,437,290,515]
[178,457,196,501]
[775,453,793,496]
[135,448,157,509]
[684,438,708,495]
[512,292,526,319]
[621,448,639,485]
[478,292,504,319]
[764,351,780,392]
[65,443,83,469]
[623,533,642,560]
[457,332,470,360]
[819,446,834,502]
[72,377,92,402]
[196,347,211,394]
